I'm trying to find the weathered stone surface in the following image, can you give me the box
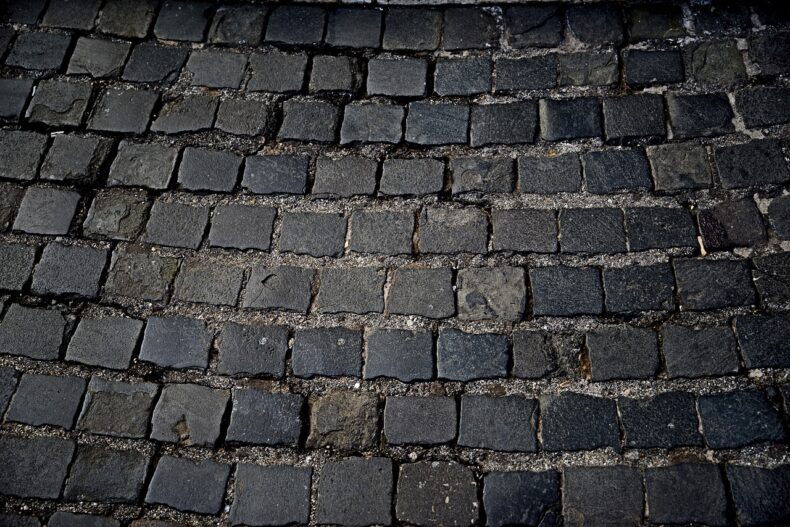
[458,395,538,452]
[619,392,703,448]
[364,329,433,382]
[226,389,302,446]
[104,250,179,302]
[307,391,378,450]
[77,378,157,438]
[64,445,150,503]
[316,458,392,527]
[728,464,790,526]
[341,103,403,144]
[216,323,288,378]
[5,374,86,429]
[230,465,311,527]
[243,265,314,313]
[83,189,149,241]
[437,329,508,381]
[151,384,229,446]
[292,327,362,378]
[563,466,643,527]
[145,456,230,515]
[0,304,66,360]
[541,392,620,451]
[138,316,212,370]
[0,436,75,499]
[384,396,456,445]
[66,317,143,370]
[699,390,785,448]
[645,463,728,526]
[457,267,526,321]
[316,267,385,314]
[484,471,561,527]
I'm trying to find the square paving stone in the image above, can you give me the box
[625,49,684,85]
[40,134,112,184]
[0,513,40,527]
[42,0,101,29]
[367,56,427,96]
[66,316,143,370]
[674,258,756,310]
[512,331,556,380]
[364,328,433,382]
[325,8,382,48]
[690,40,747,85]
[145,456,230,515]
[626,207,697,250]
[0,304,65,360]
[470,101,537,146]
[153,0,211,41]
[558,51,619,86]
[139,316,212,370]
[0,78,32,120]
[177,146,241,192]
[266,5,325,45]
[185,50,247,89]
[734,314,790,368]
[484,471,561,527]
[495,56,557,92]
[699,390,784,448]
[310,55,360,92]
[396,462,478,526]
[406,101,468,145]
[31,243,107,298]
[727,465,790,527]
[97,0,157,38]
[6,374,86,429]
[279,212,346,257]
[645,464,728,527]
[5,32,71,70]
[26,79,92,126]
[230,465,311,527]
[443,7,498,50]
[4,0,46,24]
[247,51,307,92]
[0,436,74,499]
[459,395,537,452]
[619,392,702,448]
[209,204,275,250]
[217,323,288,378]
[209,5,266,45]
[316,267,385,314]
[603,94,666,141]
[243,265,314,313]
[540,392,620,451]
[173,258,244,306]
[214,98,272,136]
[540,98,602,141]
[292,327,362,378]
[242,154,309,195]
[104,250,179,302]
[349,210,414,255]
[67,37,130,78]
[340,102,404,144]
[563,466,642,527]
[122,43,188,83]
[695,4,751,35]
[0,130,47,181]
[581,149,652,194]
[151,383,229,446]
[384,396,455,445]
[418,207,487,254]
[667,93,735,139]
[567,4,624,44]
[150,94,218,134]
[226,388,303,446]
[603,264,675,313]
[83,189,149,241]
[379,158,444,196]
[629,4,685,40]
[451,157,514,194]
[457,267,526,322]
[77,377,157,438]
[770,195,790,240]
[108,141,178,189]
[0,243,35,291]
[586,326,660,381]
[735,86,790,128]
[698,199,766,250]
[383,8,441,50]
[143,201,209,249]
[88,87,157,134]
[307,391,378,450]
[518,153,582,194]
[313,156,377,197]
[435,57,491,96]
[278,99,340,142]
[437,329,508,381]
[715,139,790,189]
[530,266,603,316]
[387,267,455,318]
[502,5,562,47]
[317,458,392,527]
[648,144,712,191]
[63,445,150,503]
[662,325,739,378]
[560,208,626,253]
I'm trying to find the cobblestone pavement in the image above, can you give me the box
[0,0,790,525]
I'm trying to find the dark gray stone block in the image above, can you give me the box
[313,156,377,197]
[586,326,660,381]
[519,153,582,194]
[66,317,143,370]
[63,445,149,503]
[177,146,242,192]
[145,456,230,514]
[279,212,346,257]
[0,436,74,499]
[699,390,784,448]
[242,154,309,195]
[151,384,229,446]
[307,391,378,450]
[104,250,179,303]
[77,378,157,438]
[662,325,739,378]
[316,458,392,527]
[396,462,478,526]
[138,316,212,370]
[247,51,307,92]
[603,264,675,313]
[384,396,455,445]
[108,141,178,189]
[230,465,312,527]
[0,243,35,291]
[367,57,427,96]
[143,201,209,249]
[619,392,702,448]
[530,266,603,316]
[379,158,444,196]
[243,265,314,313]
[387,268,455,318]
[406,101,469,145]
[208,204,275,250]
[32,243,108,298]
[26,79,92,127]
[0,304,65,360]
[646,464,728,527]
[484,471,561,527]
[6,374,86,429]
[458,395,537,452]
[226,389,303,446]
[217,323,288,378]
[563,466,642,527]
[316,267,385,314]
[349,211,414,255]
[83,189,149,241]
[457,267,526,321]
[541,393,620,451]
[122,43,188,83]
[292,327,362,378]
[437,329,508,381]
[364,329,433,382]
[674,258,756,310]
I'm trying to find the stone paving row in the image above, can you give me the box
[1,0,790,525]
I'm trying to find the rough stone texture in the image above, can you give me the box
[66,316,143,370]
[0,304,65,360]
[150,383,229,446]
[619,392,703,448]
[138,316,212,370]
[0,436,75,499]
[437,329,508,381]
[396,462,478,526]
[699,390,785,448]
[5,374,86,429]
[316,267,385,314]
[484,471,561,527]
[216,323,289,378]
[384,396,456,445]
[230,465,311,527]
[456,267,526,321]
[226,389,302,446]
[292,327,362,378]
[243,265,314,313]
[364,329,433,382]
[586,326,660,381]
[316,458,392,527]
[645,464,728,526]
[541,393,620,451]
[563,466,643,527]
[77,378,157,438]
[64,445,150,503]
[307,391,378,450]
[145,456,230,515]
[458,395,538,452]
